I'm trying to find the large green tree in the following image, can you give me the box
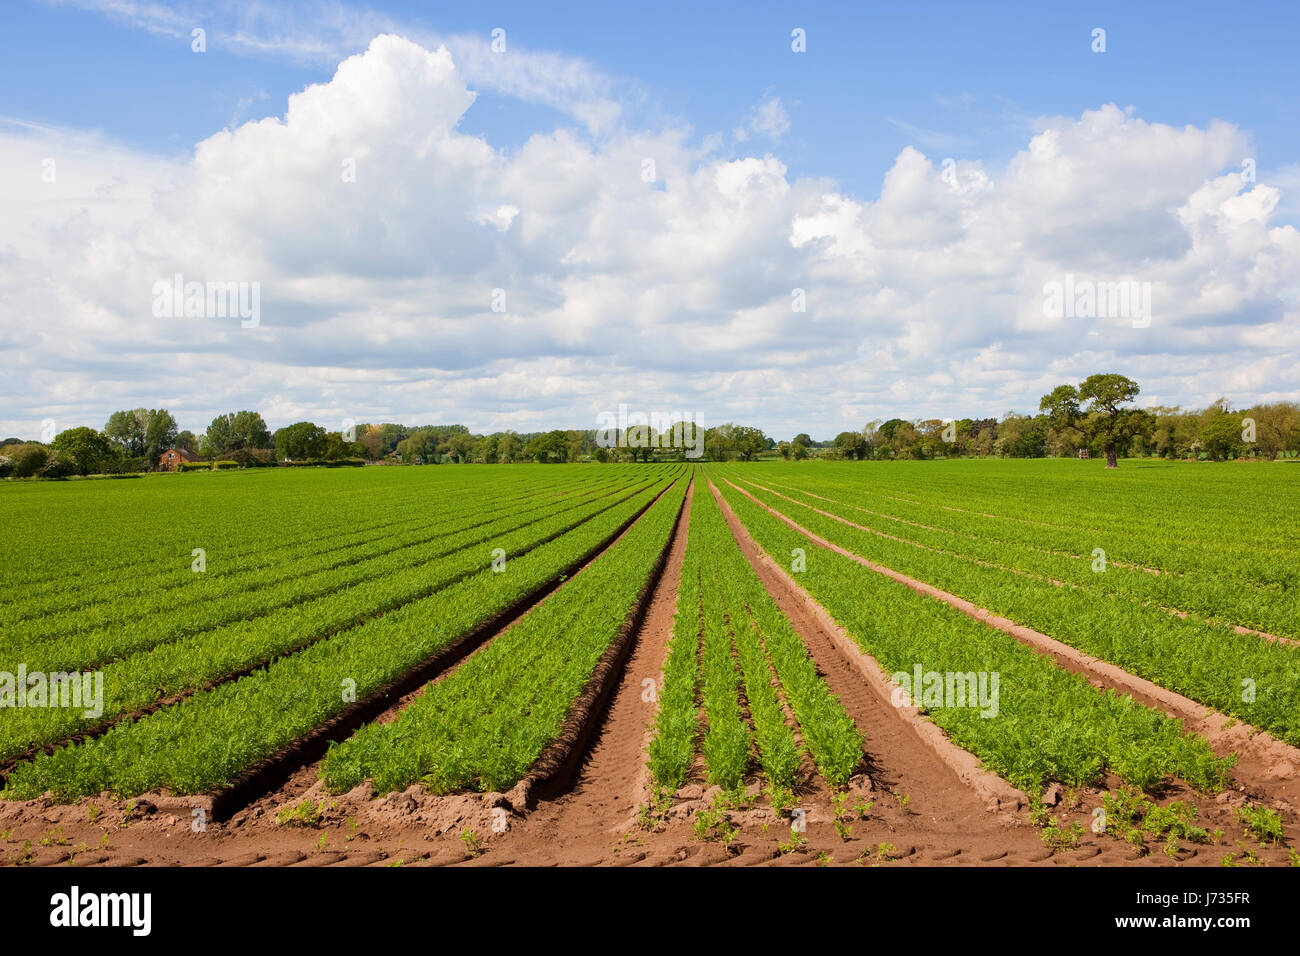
[526,430,569,463]
[1041,374,1146,468]
[1038,384,1086,452]
[704,423,768,462]
[143,409,178,462]
[496,432,521,463]
[104,408,176,462]
[203,411,271,458]
[51,427,116,475]
[833,430,868,460]
[1077,373,1147,468]
[995,413,1047,458]
[2,443,50,478]
[274,421,328,460]
[396,428,436,462]
[322,431,362,460]
[378,423,409,456]
[103,409,146,456]
[1200,413,1246,461]
[729,425,769,461]
[440,431,477,463]
[1242,401,1300,460]
[174,430,199,455]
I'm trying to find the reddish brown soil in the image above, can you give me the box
[495,479,699,861]
[1,472,1293,867]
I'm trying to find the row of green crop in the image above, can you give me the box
[780,462,1285,576]
[1,472,600,626]
[2,470,686,799]
[646,500,705,789]
[1,467,456,593]
[318,480,688,795]
[751,460,1298,585]
[1,465,678,600]
[3,468,662,615]
[745,476,1300,642]
[712,478,1232,795]
[717,554,801,787]
[721,505,863,786]
[0,477,671,765]
[697,545,754,789]
[646,483,862,792]
[3,474,636,666]
[725,473,1300,747]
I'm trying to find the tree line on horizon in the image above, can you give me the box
[828,375,1300,467]
[3,374,1298,478]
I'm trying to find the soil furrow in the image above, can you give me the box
[495,478,696,860]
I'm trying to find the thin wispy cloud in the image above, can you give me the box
[49,0,632,132]
[883,115,974,152]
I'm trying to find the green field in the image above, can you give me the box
[0,465,684,798]
[717,459,1300,749]
[1,459,1297,813]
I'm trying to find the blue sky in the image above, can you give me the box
[1,1,1298,438]
[6,1,1299,204]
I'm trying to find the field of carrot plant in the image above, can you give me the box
[0,465,684,799]
[648,483,862,794]
[1,457,1297,869]
[718,459,1300,749]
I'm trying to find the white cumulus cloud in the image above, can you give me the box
[0,37,1296,440]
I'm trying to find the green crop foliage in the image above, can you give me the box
[2,467,684,800]
[647,483,863,792]
[646,499,705,790]
[723,464,1300,749]
[713,474,1233,796]
[0,473,665,763]
[318,479,688,794]
[3,458,1285,823]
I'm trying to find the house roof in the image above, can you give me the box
[161,448,201,462]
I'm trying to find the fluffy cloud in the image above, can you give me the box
[1,36,1297,440]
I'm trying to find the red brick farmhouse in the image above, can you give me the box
[158,448,201,471]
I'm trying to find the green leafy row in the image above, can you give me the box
[1,474,590,626]
[3,475,640,673]
[713,477,1232,796]
[752,474,1300,641]
[646,502,704,790]
[0,464,676,601]
[1,467,450,594]
[727,472,1300,747]
[748,459,1297,585]
[647,483,863,792]
[697,543,753,790]
[0,476,686,790]
[318,479,688,795]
